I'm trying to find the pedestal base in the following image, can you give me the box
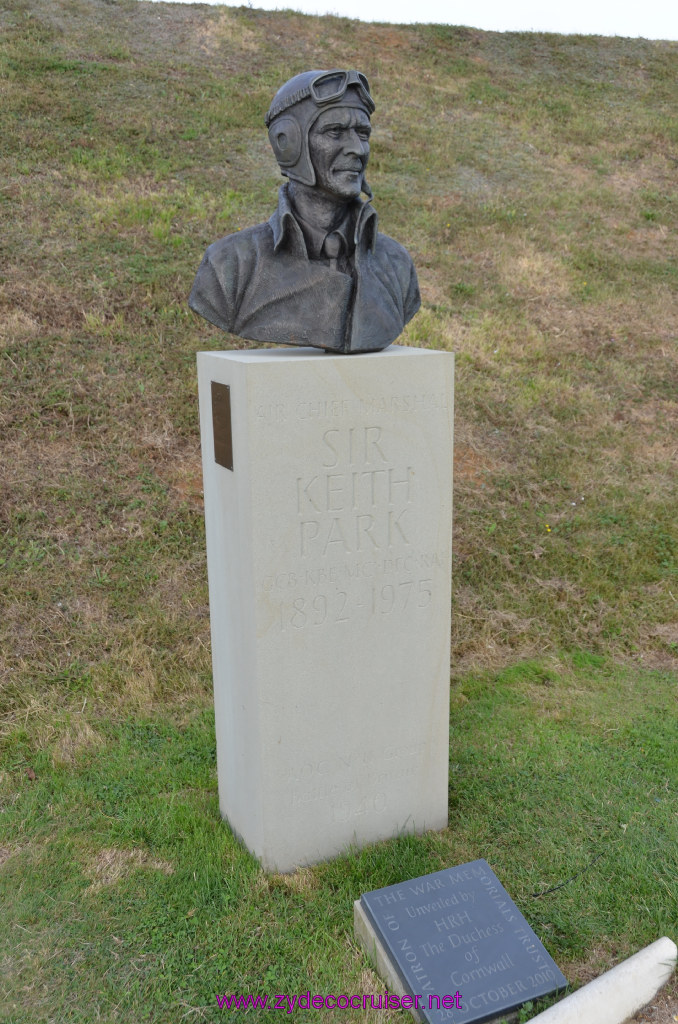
[197,345,454,872]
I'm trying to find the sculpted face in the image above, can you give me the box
[308,106,371,201]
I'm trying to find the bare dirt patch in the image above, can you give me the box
[608,153,678,200]
[627,981,678,1024]
[650,623,678,645]
[454,442,498,486]
[151,438,204,513]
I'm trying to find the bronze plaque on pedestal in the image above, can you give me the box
[211,381,233,471]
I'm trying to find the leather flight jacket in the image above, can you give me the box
[188,185,420,353]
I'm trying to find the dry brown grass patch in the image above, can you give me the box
[85,847,174,894]
[648,623,678,647]
[153,438,204,513]
[340,941,402,1022]
[0,308,42,347]
[566,941,625,986]
[170,461,204,512]
[454,442,499,487]
[451,626,547,677]
[116,641,161,709]
[0,595,108,699]
[498,240,573,302]
[352,965,401,1021]
[51,719,104,767]
[362,24,417,56]
[269,867,319,893]
[608,155,678,200]
[1,277,84,333]
[0,437,102,494]
[194,9,258,56]
[621,223,673,261]
[0,694,57,746]
[67,594,110,628]
[141,417,180,456]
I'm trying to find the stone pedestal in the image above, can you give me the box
[197,346,454,872]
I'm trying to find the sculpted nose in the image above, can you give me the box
[344,129,368,157]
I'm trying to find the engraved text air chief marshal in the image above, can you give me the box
[189,70,420,354]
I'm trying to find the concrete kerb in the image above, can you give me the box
[528,937,677,1024]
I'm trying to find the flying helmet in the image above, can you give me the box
[265,69,375,192]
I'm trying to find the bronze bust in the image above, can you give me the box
[189,70,420,354]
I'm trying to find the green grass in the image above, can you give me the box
[1,660,676,1022]
[1,0,677,1020]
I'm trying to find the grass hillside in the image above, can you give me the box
[0,2,676,1022]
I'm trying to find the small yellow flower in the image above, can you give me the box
[545,524,552,532]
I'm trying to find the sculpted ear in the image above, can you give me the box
[268,116,302,168]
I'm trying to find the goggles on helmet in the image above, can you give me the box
[265,69,375,127]
[309,70,374,112]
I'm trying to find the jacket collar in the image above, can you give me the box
[269,184,377,258]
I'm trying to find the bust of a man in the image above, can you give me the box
[188,69,420,354]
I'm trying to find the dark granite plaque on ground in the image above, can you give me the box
[359,859,567,1024]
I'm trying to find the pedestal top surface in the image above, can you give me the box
[198,345,449,364]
